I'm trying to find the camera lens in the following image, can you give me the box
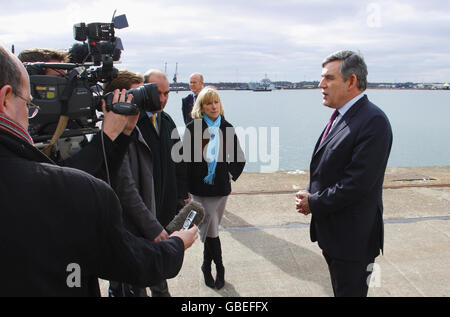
[128,83,161,113]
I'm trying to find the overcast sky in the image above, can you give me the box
[1,0,449,83]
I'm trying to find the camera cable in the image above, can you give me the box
[100,124,111,186]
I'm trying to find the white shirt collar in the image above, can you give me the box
[146,112,158,119]
[330,93,364,130]
[337,92,364,117]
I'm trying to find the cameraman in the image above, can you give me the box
[103,70,169,297]
[0,45,198,296]
[18,48,135,181]
[18,48,68,77]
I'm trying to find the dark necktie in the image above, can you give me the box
[320,109,339,145]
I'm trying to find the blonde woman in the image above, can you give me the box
[183,86,245,289]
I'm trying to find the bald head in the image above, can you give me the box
[144,69,168,84]
[0,46,24,96]
[189,72,204,95]
[143,69,169,113]
[0,45,31,130]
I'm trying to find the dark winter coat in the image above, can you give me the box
[57,131,131,182]
[137,111,189,228]
[111,127,164,240]
[183,117,245,197]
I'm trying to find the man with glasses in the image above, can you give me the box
[0,45,198,296]
[14,93,40,119]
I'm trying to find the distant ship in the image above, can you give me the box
[251,74,274,92]
[252,86,272,92]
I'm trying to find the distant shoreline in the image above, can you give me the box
[171,86,450,91]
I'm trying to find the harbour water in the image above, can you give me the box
[165,89,450,172]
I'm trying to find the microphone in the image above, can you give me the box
[68,42,89,64]
[166,201,205,234]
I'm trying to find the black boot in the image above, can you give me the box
[211,237,225,290]
[201,237,215,288]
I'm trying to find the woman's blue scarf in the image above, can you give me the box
[203,114,222,184]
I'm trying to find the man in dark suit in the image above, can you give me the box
[296,50,392,297]
[182,72,204,125]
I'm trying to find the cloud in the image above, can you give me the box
[1,0,449,82]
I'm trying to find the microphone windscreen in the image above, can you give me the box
[68,42,89,64]
[166,200,205,234]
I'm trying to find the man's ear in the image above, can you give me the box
[346,74,358,91]
[0,85,14,114]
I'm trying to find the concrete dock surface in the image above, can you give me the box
[100,166,450,297]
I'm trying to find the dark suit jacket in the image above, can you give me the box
[308,95,392,261]
[182,93,195,125]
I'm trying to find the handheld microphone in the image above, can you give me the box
[182,210,197,230]
[166,200,205,234]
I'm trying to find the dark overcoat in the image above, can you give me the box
[183,117,246,197]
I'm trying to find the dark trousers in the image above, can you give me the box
[322,252,376,297]
[108,281,148,297]
[150,280,171,297]
[109,280,169,297]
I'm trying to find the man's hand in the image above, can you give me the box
[184,195,192,205]
[296,190,311,215]
[169,225,198,250]
[123,110,139,136]
[102,89,136,140]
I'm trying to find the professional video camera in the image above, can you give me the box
[25,12,161,143]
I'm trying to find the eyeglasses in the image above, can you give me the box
[15,93,40,119]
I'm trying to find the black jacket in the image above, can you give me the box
[183,118,245,197]
[137,111,189,227]
[0,129,184,296]
[56,131,131,182]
